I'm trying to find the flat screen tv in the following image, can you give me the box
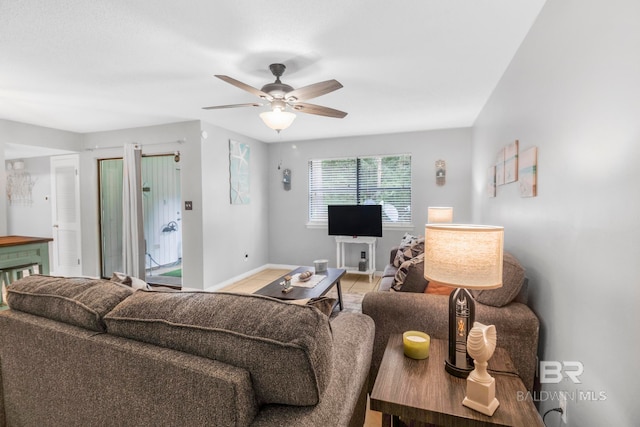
[328,205,383,237]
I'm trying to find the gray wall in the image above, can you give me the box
[200,122,269,289]
[471,0,639,425]
[268,128,472,270]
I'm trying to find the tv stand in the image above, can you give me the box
[335,236,376,282]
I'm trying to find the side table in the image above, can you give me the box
[335,236,376,282]
[370,335,543,427]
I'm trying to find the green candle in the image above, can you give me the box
[403,331,430,359]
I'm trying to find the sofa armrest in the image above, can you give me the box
[389,246,399,265]
[250,312,375,427]
[362,291,539,392]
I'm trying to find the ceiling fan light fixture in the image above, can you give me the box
[260,109,296,132]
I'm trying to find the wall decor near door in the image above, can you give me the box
[504,139,519,184]
[6,160,36,205]
[435,160,446,186]
[495,148,505,186]
[229,140,250,204]
[519,146,538,197]
[487,165,496,198]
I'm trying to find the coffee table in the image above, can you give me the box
[370,335,544,427]
[253,267,346,311]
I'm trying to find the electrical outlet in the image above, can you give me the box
[559,391,568,423]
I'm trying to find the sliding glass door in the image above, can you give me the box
[99,154,182,286]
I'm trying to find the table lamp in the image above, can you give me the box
[427,207,453,224]
[424,224,503,378]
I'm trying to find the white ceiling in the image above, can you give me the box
[0,0,546,144]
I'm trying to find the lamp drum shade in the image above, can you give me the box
[424,224,504,290]
[427,207,453,223]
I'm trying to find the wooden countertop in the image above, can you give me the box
[0,236,54,247]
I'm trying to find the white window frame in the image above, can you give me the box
[307,154,413,229]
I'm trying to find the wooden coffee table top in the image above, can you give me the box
[253,266,345,301]
[370,335,544,427]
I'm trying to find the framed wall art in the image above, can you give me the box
[519,146,537,197]
[487,165,496,198]
[495,148,505,186]
[229,140,250,204]
[504,139,519,184]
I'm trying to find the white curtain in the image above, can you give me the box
[122,143,145,279]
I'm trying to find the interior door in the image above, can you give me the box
[50,154,82,276]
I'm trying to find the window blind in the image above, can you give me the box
[308,154,411,224]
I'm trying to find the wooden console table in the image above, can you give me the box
[0,235,53,275]
[370,335,544,427]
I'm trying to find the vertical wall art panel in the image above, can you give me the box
[504,140,519,184]
[519,146,538,197]
[229,140,250,204]
[487,166,496,197]
[495,148,505,186]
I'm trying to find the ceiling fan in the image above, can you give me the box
[203,63,347,132]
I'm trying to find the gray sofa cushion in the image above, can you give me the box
[104,290,334,406]
[6,275,133,332]
[472,252,525,307]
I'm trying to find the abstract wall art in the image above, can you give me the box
[229,140,250,204]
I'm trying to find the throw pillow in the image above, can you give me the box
[111,272,151,290]
[306,296,337,316]
[393,237,425,267]
[111,271,132,286]
[399,232,419,247]
[471,252,525,307]
[424,280,456,296]
[392,253,425,291]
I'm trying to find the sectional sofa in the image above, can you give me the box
[0,275,374,427]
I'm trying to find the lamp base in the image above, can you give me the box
[462,375,500,416]
[445,359,473,378]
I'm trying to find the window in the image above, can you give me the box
[308,154,412,225]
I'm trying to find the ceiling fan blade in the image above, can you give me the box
[202,102,262,110]
[292,102,348,118]
[215,75,272,100]
[285,79,343,102]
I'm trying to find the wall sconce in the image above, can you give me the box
[282,169,291,191]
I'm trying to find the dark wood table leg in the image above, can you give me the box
[336,279,344,310]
